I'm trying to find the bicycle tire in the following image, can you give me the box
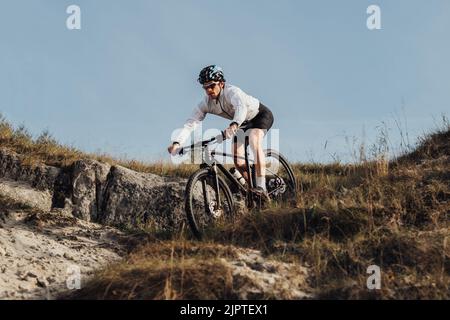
[185,168,235,240]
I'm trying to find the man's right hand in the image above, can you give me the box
[167,142,181,155]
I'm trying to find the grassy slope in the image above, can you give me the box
[1,115,448,299]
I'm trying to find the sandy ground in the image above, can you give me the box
[0,210,127,300]
[0,179,127,300]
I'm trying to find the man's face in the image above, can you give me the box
[202,81,224,99]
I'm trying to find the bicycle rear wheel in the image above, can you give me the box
[185,168,235,240]
[264,149,297,205]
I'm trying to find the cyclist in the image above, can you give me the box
[167,65,274,199]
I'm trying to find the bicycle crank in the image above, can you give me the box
[268,177,287,196]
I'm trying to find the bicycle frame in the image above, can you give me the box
[180,135,255,207]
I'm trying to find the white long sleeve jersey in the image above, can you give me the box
[172,84,260,145]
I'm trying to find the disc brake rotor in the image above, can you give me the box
[208,200,223,219]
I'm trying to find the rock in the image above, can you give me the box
[98,165,186,231]
[36,278,48,288]
[66,235,78,241]
[46,276,56,284]
[71,160,111,222]
[63,252,74,261]
[1,149,191,232]
[221,248,312,300]
[0,148,60,191]
[18,284,31,293]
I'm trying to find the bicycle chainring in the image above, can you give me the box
[268,177,287,196]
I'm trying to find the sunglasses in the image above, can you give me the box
[202,82,219,90]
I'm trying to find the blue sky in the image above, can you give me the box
[0,0,449,163]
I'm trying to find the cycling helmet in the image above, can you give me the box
[198,65,225,84]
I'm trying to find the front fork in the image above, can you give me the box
[201,163,221,214]
[212,163,222,209]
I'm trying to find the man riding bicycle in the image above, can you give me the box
[167,65,274,199]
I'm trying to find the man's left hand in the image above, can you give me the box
[224,123,238,140]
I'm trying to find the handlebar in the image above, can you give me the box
[177,132,225,156]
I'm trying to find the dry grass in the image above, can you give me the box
[0,114,197,177]
[210,122,450,299]
[66,241,245,300]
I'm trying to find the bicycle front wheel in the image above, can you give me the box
[185,168,235,240]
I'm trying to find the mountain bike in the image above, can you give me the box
[177,133,297,239]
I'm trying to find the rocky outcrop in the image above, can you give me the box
[0,149,60,191]
[70,160,111,222]
[0,148,187,231]
[98,166,186,231]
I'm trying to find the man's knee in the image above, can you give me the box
[234,159,246,170]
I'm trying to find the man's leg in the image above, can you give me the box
[233,137,249,182]
[248,129,266,191]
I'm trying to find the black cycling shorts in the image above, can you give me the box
[240,103,274,132]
